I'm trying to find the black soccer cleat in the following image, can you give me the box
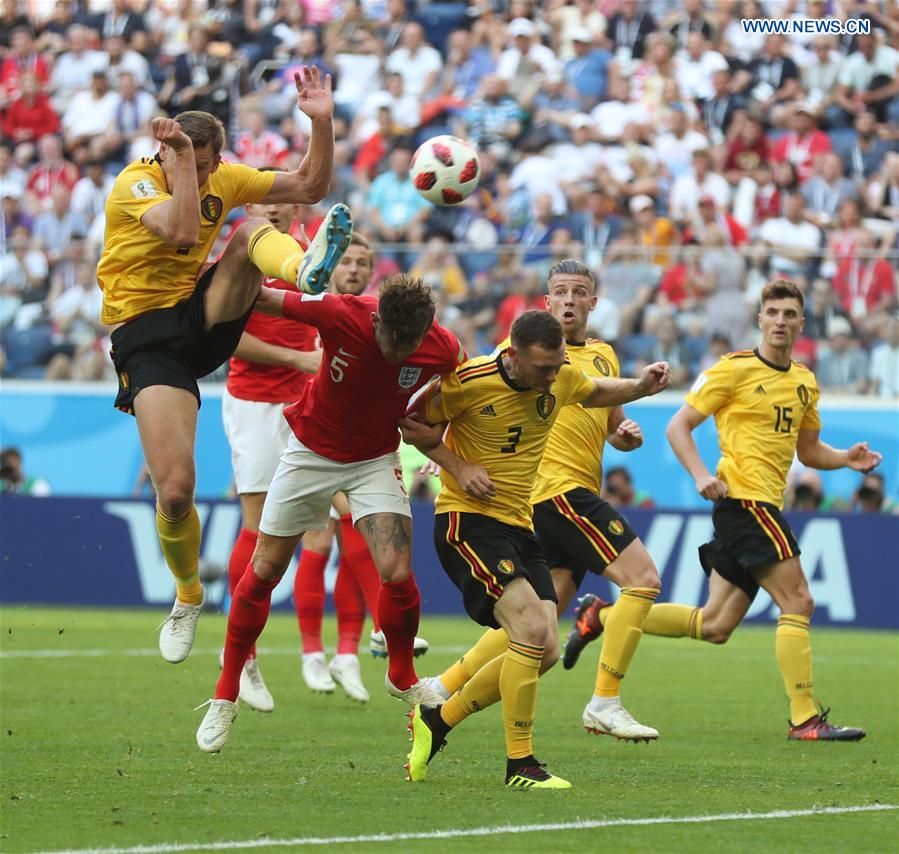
[505,756,571,789]
[788,706,866,741]
[562,593,609,670]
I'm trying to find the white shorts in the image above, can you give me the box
[260,433,410,537]
[222,390,292,494]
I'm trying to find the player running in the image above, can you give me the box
[401,310,670,789]
[567,278,881,741]
[426,260,662,742]
[196,275,466,752]
[98,67,352,665]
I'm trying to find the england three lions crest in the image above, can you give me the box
[398,367,422,389]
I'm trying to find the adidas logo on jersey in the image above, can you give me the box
[479,404,498,416]
[754,385,766,394]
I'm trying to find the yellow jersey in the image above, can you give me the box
[685,349,822,508]
[532,339,620,503]
[98,157,275,324]
[422,351,595,529]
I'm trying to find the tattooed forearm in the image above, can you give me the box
[362,514,411,555]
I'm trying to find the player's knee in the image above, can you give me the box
[702,616,734,645]
[230,216,269,252]
[252,552,287,582]
[791,589,815,619]
[376,559,411,585]
[511,603,547,646]
[630,561,661,590]
[156,476,195,519]
[541,634,561,672]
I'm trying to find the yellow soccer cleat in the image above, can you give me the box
[505,759,571,789]
[404,704,448,782]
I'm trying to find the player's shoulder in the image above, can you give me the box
[791,360,819,386]
[112,156,162,189]
[455,353,501,384]
[722,349,756,362]
[583,338,620,370]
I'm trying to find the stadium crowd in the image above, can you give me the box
[0,0,897,396]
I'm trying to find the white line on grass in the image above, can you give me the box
[0,645,470,659]
[31,804,899,854]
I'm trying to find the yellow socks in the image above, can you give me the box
[248,224,304,283]
[595,587,658,697]
[156,505,203,605]
[776,614,817,725]
[440,653,503,728]
[501,641,544,759]
[639,603,704,639]
[439,628,508,695]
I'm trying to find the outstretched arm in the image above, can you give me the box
[262,66,335,205]
[233,333,322,374]
[581,362,671,408]
[666,404,728,501]
[796,430,882,473]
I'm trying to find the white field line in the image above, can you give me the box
[0,645,469,659]
[30,804,899,854]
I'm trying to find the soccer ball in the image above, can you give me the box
[410,135,480,206]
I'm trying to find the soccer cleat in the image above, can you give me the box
[423,675,452,702]
[384,673,444,707]
[158,595,203,663]
[583,700,659,742]
[239,658,274,713]
[505,760,571,790]
[302,652,336,694]
[295,203,353,294]
[788,707,866,741]
[329,654,369,703]
[195,699,238,753]
[369,630,430,659]
[405,704,448,782]
[562,593,609,670]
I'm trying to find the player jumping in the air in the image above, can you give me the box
[196,275,466,752]
[97,67,352,665]
[567,278,881,741]
[426,260,662,742]
[400,310,670,788]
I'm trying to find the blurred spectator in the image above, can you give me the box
[838,110,895,183]
[804,278,852,341]
[852,472,899,514]
[742,34,800,123]
[70,158,113,223]
[630,194,679,269]
[724,115,770,182]
[637,314,691,388]
[386,21,442,101]
[823,198,866,274]
[462,75,525,155]
[689,195,747,247]
[832,230,897,335]
[1,183,31,242]
[104,33,151,90]
[602,222,658,334]
[494,269,544,344]
[586,271,620,344]
[785,469,825,512]
[801,37,841,122]
[93,0,147,44]
[770,103,832,184]
[569,187,621,269]
[0,447,50,496]
[666,0,716,49]
[409,236,468,302]
[815,316,869,394]
[353,72,420,144]
[442,27,494,101]
[1,69,59,144]
[834,32,899,127]
[526,69,580,146]
[364,142,428,248]
[106,71,158,163]
[701,228,752,347]
[32,184,88,269]
[233,108,288,169]
[1,26,50,103]
[328,28,383,119]
[669,148,730,223]
[869,315,899,399]
[158,25,231,122]
[699,331,731,372]
[701,68,745,144]
[801,153,858,231]
[653,103,708,180]
[563,25,612,109]
[0,226,49,325]
[757,192,821,280]
[676,32,727,103]
[590,75,649,142]
[0,141,27,198]
[606,0,655,64]
[866,151,899,224]
[603,465,654,509]
[62,70,119,162]
[48,24,105,112]
[497,17,559,97]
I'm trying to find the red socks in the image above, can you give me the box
[227,527,259,658]
[378,573,421,690]
[294,548,328,654]
[216,565,279,701]
[334,560,365,654]
[339,514,382,632]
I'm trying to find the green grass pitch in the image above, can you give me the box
[1,607,896,853]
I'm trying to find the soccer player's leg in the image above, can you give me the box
[331,548,370,703]
[755,554,866,741]
[244,204,354,295]
[134,385,204,663]
[296,526,335,694]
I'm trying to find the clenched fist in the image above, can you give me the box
[152,117,193,152]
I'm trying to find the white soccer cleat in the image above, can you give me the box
[384,673,444,707]
[240,658,274,713]
[158,595,203,663]
[582,700,659,742]
[295,203,353,294]
[329,654,369,703]
[196,699,238,753]
[302,652,336,693]
[369,630,430,659]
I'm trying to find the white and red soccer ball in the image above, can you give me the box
[410,135,480,206]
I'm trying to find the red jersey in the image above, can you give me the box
[770,130,831,184]
[233,130,288,169]
[281,292,465,463]
[227,277,319,403]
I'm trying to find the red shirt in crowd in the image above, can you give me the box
[724,135,770,175]
[280,292,464,463]
[232,130,288,169]
[493,294,545,344]
[0,53,49,100]
[26,159,80,204]
[226,277,319,404]
[770,130,832,183]
[833,257,897,315]
[2,93,59,142]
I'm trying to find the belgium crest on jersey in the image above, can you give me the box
[593,355,610,376]
[797,384,809,406]
[536,393,556,419]
[497,559,514,575]
[201,194,224,223]
[398,366,422,388]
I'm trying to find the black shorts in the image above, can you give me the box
[532,488,638,588]
[109,262,253,415]
[698,498,801,600]
[433,511,557,629]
